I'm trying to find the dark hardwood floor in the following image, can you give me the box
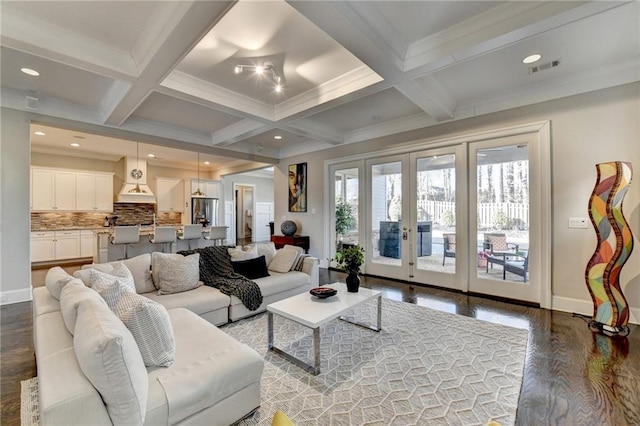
[1,269,638,425]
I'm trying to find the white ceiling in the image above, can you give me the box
[1,1,638,169]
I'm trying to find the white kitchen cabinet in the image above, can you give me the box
[155,177,184,212]
[31,230,82,262]
[190,179,220,198]
[80,230,95,258]
[76,172,113,211]
[31,231,55,262]
[31,167,77,211]
[55,230,81,259]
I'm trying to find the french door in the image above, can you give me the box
[329,123,549,305]
[365,146,465,292]
[468,134,540,303]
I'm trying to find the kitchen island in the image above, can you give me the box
[94,225,228,263]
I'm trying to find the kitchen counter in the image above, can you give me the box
[93,225,226,263]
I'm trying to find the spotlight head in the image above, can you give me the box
[234,65,243,74]
[255,65,264,75]
[275,84,282,93]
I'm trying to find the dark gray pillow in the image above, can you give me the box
[231,255,270,280]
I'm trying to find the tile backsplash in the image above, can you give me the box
[31,204,182,230]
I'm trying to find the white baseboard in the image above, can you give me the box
[552,295,639,325]
[0,288,33,306]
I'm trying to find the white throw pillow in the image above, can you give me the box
[87,263,136,293]
[98,281,175,367]
[45,266,74,300]
[268,247,299,273]
[152,252,201,295]
[228,245,258,261]
[283,244,304,271]
[120,253,155,294]
[80,254,154,294]
[73,298,148,426]
[253,242,278,266]
[60,279,108,335]
[74,263,115,287]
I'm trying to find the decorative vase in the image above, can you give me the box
[281,220,297,236]
[585,161,633,336]
[346,272,360,292]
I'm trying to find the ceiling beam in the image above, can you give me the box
[288,0,455,121]
[103,1,236,126]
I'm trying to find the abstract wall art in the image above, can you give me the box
[585,161,633,336]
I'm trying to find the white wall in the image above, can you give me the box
[1,108,32,303]
[275,83,640,320]
[2,84,638,319]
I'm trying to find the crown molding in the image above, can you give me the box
[0,8,136,80]
[210,120,273,146]
[457,57,640,118]
[274,66,383,121]
[161,70,274,121]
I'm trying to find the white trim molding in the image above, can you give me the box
[552,295,639,326]
[0,288,33,306]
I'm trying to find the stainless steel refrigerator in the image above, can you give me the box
[192,197,218,226]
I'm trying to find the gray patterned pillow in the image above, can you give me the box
[98,281,175,367]
[87,263,136,293]
[152,252,201,295]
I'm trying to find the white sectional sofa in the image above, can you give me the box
[33,244,319,425]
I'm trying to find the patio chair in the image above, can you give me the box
[483,233,519,256]
[442,233,456,265]
[503,251,529,282]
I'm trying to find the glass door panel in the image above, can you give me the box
[334,167,359,249]
[409,146,465,291]
[371,161,402,267]
[475,144,529,282]
[469,135,540,303]
[415,154,457,274]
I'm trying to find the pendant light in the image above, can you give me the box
[192,152,204,197]
[128,142,146,193]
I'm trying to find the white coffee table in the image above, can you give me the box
[267,283,381,375]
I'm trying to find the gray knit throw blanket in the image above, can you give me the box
[177,246,263,311]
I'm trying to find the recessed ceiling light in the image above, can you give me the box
[34,131,46,136]
[274,135,282,140]
[21,67,40,76]
[204,161,210,165]
[147,154,156,158]
[70,143,80,147]
[522,54,542,64]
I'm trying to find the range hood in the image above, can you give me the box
[116,156,156,203]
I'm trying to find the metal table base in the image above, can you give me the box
[267,295,382,375]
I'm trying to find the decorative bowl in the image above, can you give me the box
[281,220,297,236]
[309,287,337,299]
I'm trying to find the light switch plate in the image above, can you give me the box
[569,217,589,229]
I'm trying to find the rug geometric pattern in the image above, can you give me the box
[224,298,528,426]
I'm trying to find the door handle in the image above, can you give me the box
[402,231,408,240]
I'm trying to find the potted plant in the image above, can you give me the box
[335,199,356,248]
[332,244,365,292]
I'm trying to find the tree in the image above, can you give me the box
[335,198,356,241]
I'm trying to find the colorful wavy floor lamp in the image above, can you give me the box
[585,161,633,336]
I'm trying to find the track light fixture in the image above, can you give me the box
[234,61,283,93]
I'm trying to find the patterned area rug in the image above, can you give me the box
[21,299,528,426]
[227,298,528,425]
[21,377,39,426]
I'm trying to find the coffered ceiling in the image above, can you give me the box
[1,1,638,169]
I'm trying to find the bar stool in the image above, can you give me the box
[110,226,140,260]
[204,226,228,246]
[149,226,177,253]
[178,225,203,250]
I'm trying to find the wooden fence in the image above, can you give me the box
[418,200,529,230]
